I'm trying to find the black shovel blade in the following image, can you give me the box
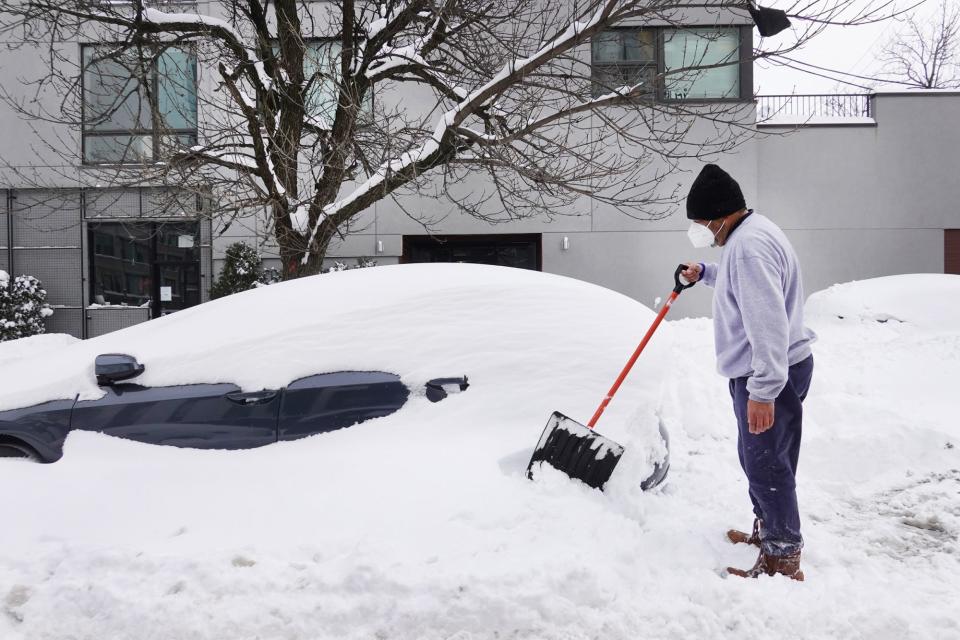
[526,411,625,490]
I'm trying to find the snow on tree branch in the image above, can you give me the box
[139,8,274,90]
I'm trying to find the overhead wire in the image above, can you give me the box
[764,58,877,89]
[771,53,916,86]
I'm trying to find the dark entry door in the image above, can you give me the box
[88,221,201,318]
[403,234,541,270]
[947,230,960,275]
[155,261,201,316]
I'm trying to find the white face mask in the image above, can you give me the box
[687,221,724,249]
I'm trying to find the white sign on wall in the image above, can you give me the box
[160,286,173,302]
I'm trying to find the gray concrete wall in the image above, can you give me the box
[368,125,757,319]
[755,92,960,304]
[0,43,83,186]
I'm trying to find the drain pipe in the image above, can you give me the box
[5,189,12,280]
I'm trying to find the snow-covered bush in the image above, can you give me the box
[259,266,282,286]
[0,271,54,342]
[210,242,275,299]
[324,258,377,273]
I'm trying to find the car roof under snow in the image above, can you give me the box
[0,263,668,424]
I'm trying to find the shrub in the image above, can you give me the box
[0,271,54,342]
[210,242,274,299]
[323,257,377,273]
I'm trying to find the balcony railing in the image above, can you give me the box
[756,94,873,121]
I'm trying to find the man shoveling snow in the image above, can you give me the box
[680,164,817,581]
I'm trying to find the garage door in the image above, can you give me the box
[402,234,542,270]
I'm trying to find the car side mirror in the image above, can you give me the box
[425,376,469,403]
[95,354,145,386]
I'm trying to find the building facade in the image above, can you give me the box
[0,187,213,337]
[1,5,958,338]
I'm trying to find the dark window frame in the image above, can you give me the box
[80,43,199,166]
[591,25,752,103]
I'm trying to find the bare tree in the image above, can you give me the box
[879,0,960,88]
[0,0,907,277]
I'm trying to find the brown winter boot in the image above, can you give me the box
[727,549,804,581]
[726,518,761,547]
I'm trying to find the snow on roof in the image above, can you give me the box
[758,114,876,127]
[871,86,960,96]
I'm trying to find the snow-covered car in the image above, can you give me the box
[0,359,467,462]
[0,263,670,489]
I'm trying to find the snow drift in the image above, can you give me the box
[2,270,959,640]
[805,273,960,328]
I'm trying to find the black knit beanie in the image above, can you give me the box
[685,164,746,220]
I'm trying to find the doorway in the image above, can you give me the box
[947,230,960,275]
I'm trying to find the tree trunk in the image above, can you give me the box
[274,201,328,279]
[279,243,327,279]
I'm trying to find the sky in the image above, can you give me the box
[752,0,951,94]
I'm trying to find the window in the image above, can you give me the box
[591,30,657,97]
[88,221,200,317]
[93,231,115,257]
[271,40,370,125]
[304,40,343,123]
[663,29,741,100]
[82,46,197,164]
[591,27,744,100]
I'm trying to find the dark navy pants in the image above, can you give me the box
[729,355,813,557]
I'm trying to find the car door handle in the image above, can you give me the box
[225,390,278,405]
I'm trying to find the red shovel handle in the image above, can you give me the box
[586,265,694,428]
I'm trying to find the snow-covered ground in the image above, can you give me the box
[1,269,958,639]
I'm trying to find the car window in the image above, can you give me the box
[279,371,409,439]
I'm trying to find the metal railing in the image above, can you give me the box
[756,94,873,120]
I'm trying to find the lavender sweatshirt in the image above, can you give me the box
[700,213,816,402]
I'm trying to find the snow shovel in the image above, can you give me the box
[526,264,696,490]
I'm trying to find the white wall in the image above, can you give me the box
[755,92,960,308]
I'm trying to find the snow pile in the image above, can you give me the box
[806,273,960,328]
[0,333,79,365]
[1,270,959,639]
